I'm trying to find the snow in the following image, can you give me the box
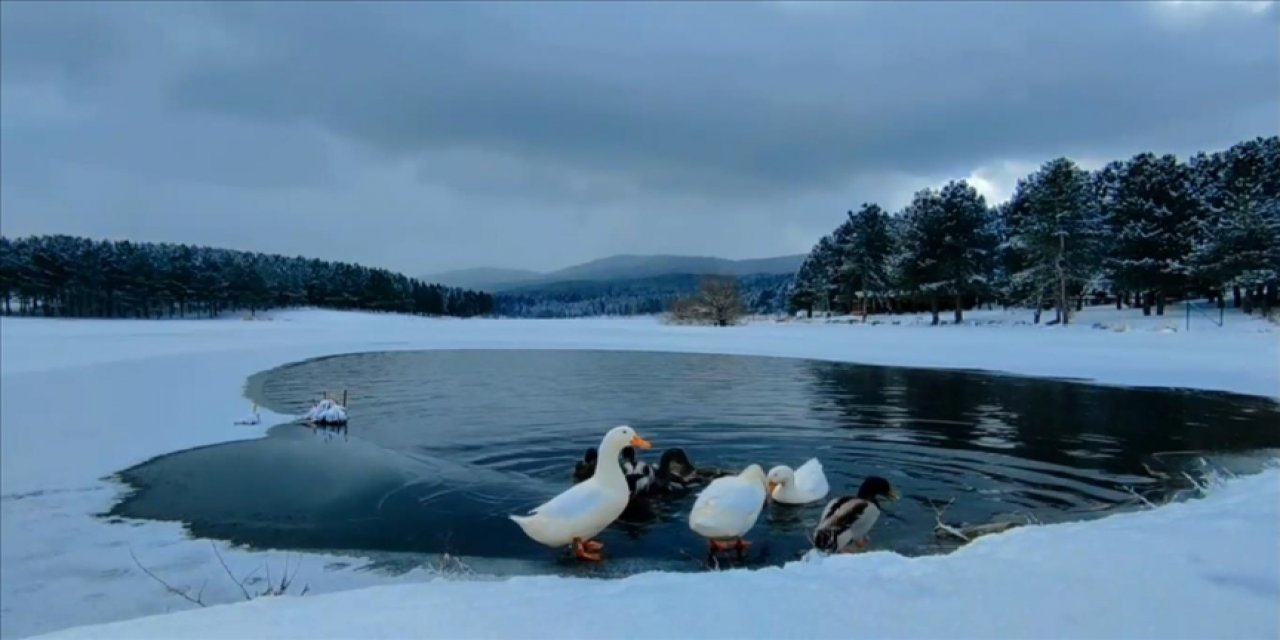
[2,307,1278,639]
[301,398,347,424]
[28,468,1280,640]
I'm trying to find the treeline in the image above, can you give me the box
[790,135,1280,324]
[494,273,791,318]
[0,235,494,319]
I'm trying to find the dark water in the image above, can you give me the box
[108,350,1280,576]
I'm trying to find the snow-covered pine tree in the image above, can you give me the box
[811,235,840,314]
[1105,153,1199,316]
[1190,136,1280,314]
[936,180,996,323]
[1007,157,1099,325]
[789,240,830,317]
[842,203,895,321]
[828,220,858,312]
[0,235,495,319]
[1088,160,1124,308]
[897,188,948,325]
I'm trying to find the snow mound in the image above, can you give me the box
[301,398,347,425]
[30,467,1280,640]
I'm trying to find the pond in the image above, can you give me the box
[107,350,1280,577]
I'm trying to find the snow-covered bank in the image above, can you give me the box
[31,468,1280,640]
[2,307,1278,639]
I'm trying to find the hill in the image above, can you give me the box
[424,253,806,292]
[418,267,543,291]
[494,272,793,318]
[543,254,805,283]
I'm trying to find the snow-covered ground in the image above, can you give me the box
[30,468,1280,640]
[2,306,1278,639]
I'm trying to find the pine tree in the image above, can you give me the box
[1190,136,1280,314]
[1007,158,1098,325]
[826,222,859,312]
[1088,161,1125,308]
[788,250,825,318]
[0,235,494,319]
[897,188,949,325]
[1105,153,1199,315]
[841,203,896,321]
[936,180,996,323]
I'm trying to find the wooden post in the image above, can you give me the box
[342,390,348,406]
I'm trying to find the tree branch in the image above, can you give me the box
[210,542,253,602]
[129,547,207,608]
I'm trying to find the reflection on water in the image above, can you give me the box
[108,350,1280,577]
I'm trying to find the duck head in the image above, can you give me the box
[856,475,899,506]
[765,465,794,497]
[598,425,652,460]
[658,448,695,478]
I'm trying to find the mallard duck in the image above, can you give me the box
[621,446,656,493]
[812,476,898,554]
[766,458,830,505]
[512,425,652,561]
[651,448,709,494]
[625,448,731,496]
[617,472,660,523]
[688,464,769,556]
[572,447,598,483]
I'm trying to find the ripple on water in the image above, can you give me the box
[107,350,1280,576]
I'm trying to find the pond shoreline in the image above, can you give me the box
[3,309,1278,639]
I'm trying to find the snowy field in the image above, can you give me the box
[2,306,1278,639]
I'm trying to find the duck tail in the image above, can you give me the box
[813,528,836,552]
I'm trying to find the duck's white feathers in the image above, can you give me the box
[510,425,639,547]
[772,458,830,504]
[511,480,628,546]
[688,466,767,540]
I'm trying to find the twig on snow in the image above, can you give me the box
[129,547,207,608]
[1124,485,1158,509]
[210,542,253,602]
[1182,471,1209,495]
[929,498,970,542]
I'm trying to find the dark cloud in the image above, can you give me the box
[2,1,1276,273]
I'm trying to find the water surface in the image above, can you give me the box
[109,350,1280,576]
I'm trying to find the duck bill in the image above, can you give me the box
[630,435,653,449]
[887,488,900,502]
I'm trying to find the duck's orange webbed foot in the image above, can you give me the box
[573,538,603,561]
[709,539,735,553]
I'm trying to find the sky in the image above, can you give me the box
[1,1,1276,275]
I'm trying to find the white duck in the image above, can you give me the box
[765,458,830,505]
[510,425,652,561]
[688,463,769,555]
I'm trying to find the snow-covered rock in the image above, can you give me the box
[301,398,347,425]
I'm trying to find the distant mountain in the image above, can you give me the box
[425,253,806,292]
[494,272,794,318]
[544,254,806,283]
[418,267,542,291]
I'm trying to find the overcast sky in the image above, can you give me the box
[2,1,1276,274]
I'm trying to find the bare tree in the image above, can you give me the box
[668,277,744,326]
[700,276,744,326]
